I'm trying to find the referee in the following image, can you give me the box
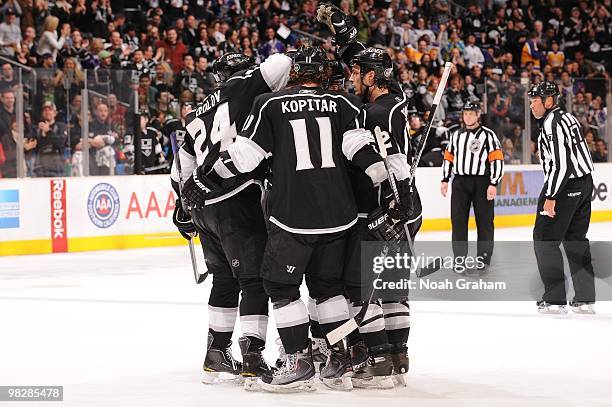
[528,81,596,314]
[441,101,504,274]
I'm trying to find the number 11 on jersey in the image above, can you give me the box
[289,117,335,171]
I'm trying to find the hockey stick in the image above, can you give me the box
[326,127,414,345]
[326,65,454,344]
[170,132,207,284]
[409,62,453,278]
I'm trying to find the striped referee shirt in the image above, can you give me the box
[538,107,594,199]
[442,125,504,185]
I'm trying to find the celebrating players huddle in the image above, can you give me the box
[170,4,422,393]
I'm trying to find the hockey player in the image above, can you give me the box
[171,51,292,388]
[185,45,412,392]
[317,4,421,388]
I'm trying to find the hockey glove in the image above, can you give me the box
[172,199,197,240]
[366,206,407,242]
[316,3,356,46]
[181,165,221,208]
[381,176,415,221]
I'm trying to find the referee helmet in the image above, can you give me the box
[463,100,481,112]
[527,81,560,101]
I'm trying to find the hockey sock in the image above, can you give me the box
[307,296,324,339]
[315,295,350,345]
[207,305,238,349]
[354,301,389,350]
[382,301,410,347]
[273,299,310,354]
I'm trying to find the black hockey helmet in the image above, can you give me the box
[527,80,559,99]
[350,47,393,86]
[292,45,327,74]
[211,52,256,83]
[325,60,346,89]
[463,100,481,112]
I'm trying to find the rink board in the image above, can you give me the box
[1,164,612,256]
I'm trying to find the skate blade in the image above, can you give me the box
[352,375,394,389]
[571,305,596,314]
[202,370,244,385]
[320,375,353,391]
[538,306,568,315]
[258,378,317,393]
[243,376,261,391]
[392,373,407,387]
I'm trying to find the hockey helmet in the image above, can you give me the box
[325,60,346,89]
[350,47,393,86]
[463,100,481,112]
[292,45,328,74]
[211,52,256,83]
[527,81,560,99]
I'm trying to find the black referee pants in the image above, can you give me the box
[451,175,494,265]
[533,174,595,305]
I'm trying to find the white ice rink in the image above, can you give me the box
[2,225,612,407]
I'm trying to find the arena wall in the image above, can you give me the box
[2,164,612,256]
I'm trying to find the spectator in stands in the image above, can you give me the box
[258,27,285,59]
[157,27,187,73]
[463,34,484,69]
[593,139,608,163]
[33,101,66,177]
[0,62,18,92]
[589,97,607,138]
[0,8,21,57]
[406,38,429,64]
[0,89,36,178]
[546,41,565,72]
[89,101,116,175]
[36,15,69,61]
[502,137,518,164]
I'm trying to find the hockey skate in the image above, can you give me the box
[466,263,490,276]
[274,337,286,368]
[570,301,596,314]
[390,345,409,387]
[202,334,243,385]
[319,342,353,391]
[537,301,568,315]
[259,342,316,393]
[311,337,331,372]
[351,345,394,390]
[238,336,274,391]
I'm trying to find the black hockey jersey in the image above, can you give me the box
[172,53,291,204]
[217,87,386,233]
[350,90,413,214]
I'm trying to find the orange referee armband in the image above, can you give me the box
[488,150,503,162]
[444,150,454,162]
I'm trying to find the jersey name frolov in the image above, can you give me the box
[281,98,338,114]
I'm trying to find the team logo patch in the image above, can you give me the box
[469,139,481,153]
[87,183,120,228]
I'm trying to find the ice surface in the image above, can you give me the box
[1,224,612,407]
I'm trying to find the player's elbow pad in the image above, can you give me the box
[387,153,410,181]
[342,128,373,160]
[226,137,266,173]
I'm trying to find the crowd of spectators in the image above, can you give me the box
[0,0,610,178]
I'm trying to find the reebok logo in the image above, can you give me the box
[568,192,581,197]
[286,265,296,274]
[50,179,67,253]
